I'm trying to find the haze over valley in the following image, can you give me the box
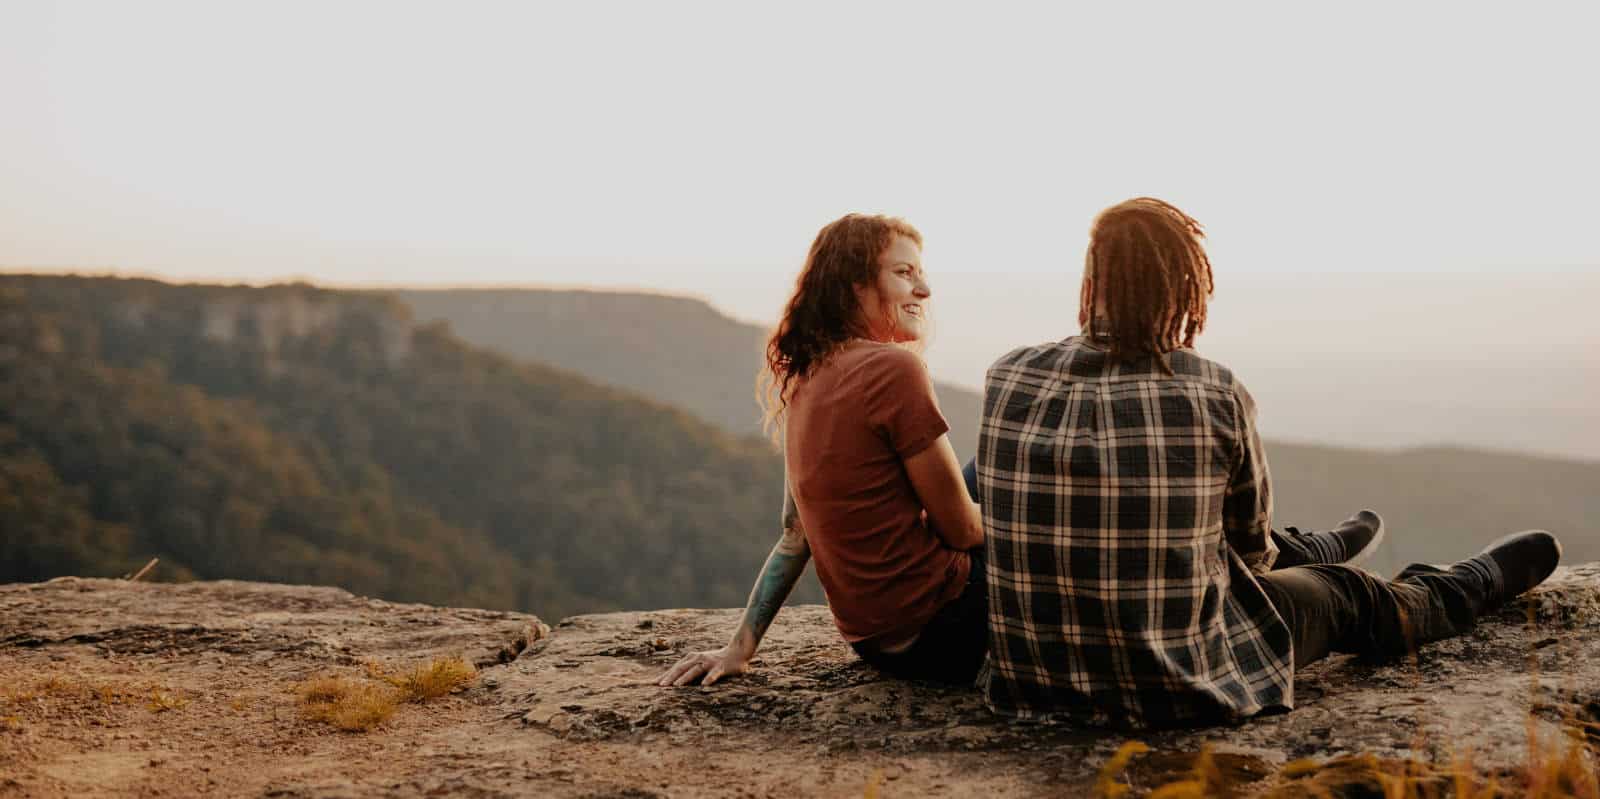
[401,268,1599,463]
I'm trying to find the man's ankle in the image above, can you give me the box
[1471,530,1561,607]
[1448,555,1504,606]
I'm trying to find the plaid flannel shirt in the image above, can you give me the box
[975,335,1293,729]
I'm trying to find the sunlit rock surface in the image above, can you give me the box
[2,565,1596,797]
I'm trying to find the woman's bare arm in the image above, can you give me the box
[656,485,811,686]
[904,434,983,550]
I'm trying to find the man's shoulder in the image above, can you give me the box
[984,339,1247,394]
[1166,348,1243,390]
[986,338,1077,377]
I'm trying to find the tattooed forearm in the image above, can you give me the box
[741,544,807,641]
[728,493,810,656]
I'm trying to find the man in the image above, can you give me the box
[975,197,1561,729]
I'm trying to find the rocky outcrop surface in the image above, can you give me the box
[507,564,1600,786]
[2,566,1597,797]
[0,579,544,668]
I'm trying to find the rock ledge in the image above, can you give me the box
[1,565,1596,797]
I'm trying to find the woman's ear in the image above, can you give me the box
[1078,277,1094,327]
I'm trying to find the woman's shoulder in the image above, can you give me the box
[837,341,929,384]
[843,339,923,367]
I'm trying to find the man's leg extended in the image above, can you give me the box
[1254,565,1471,667]
[1256,530,1559,667]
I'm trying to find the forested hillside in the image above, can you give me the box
[0,275,819,618]
[400,287,1600,575]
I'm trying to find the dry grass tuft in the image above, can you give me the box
[1258,740,1598,798]
[295,676,400,732]
[2,686,36,705]
[296,676,352,706]
[295,656,473,732]
[1261,753,1452,798]
[1145,747,1228,799]
[36,676,76,697]
[1089,722,1600,798]
[1101,598,1600,798]
[2,675,160,711]
[1521,726,1600,799]
[146,688,188,713]
[862,768,884,799]
[1094,740,1152,798]
[370,656,477,703]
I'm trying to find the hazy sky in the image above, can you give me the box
[3,2,1596,459]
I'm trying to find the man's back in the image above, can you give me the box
[976,335,1293,729]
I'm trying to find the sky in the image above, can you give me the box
[2,1,1597,459]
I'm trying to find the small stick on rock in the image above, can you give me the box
[127,558,159,582]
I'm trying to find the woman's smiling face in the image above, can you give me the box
[857,234,930,343]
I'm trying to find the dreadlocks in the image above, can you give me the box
[1081,197,1214,369]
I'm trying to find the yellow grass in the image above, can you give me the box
[1521,727,1600,799]
[295,676,400,732]
[375,656,477,703]
[1086,716,1600,798]
[296,656,476,732]
[2,675,166,711]
[1146,746,1226,799]
[1089,599,1597,798]
[863,768,884,799]
[146,688,188,713]
[1094,740,1152,798]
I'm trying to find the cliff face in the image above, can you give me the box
[2,567,1597,797]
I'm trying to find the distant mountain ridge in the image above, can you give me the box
[398,287,1600,575]
[395,288,987,456]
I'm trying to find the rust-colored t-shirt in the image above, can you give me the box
[785,341,971,644]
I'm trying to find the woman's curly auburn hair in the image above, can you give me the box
[757,213,923,446]
[1081,197,1214,370]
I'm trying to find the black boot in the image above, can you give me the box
[1280,510,1386,567]
[1475,530,1562,605]
[1334,510,1385,566]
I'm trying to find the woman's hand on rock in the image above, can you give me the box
[656,646,749,687]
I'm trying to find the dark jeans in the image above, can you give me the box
[1256,560,1496,668]
[1259,518,1500,668]
[850,460,988,685]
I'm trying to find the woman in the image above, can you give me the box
[656,213,988,687]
